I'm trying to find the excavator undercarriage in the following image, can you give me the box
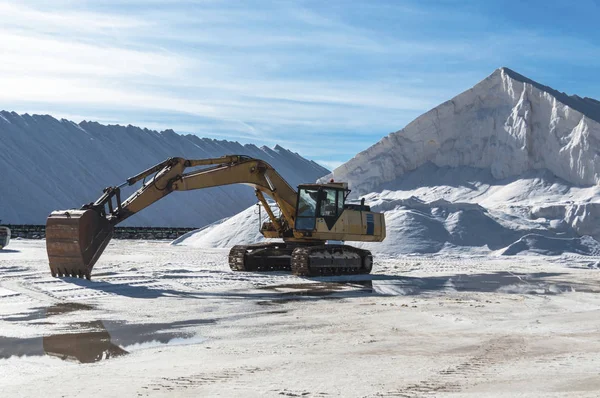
[228,242,373,276]
[45,155,385,280]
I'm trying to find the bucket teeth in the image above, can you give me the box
[50,266,92,280]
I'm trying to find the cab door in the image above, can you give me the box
[294,188,319,231]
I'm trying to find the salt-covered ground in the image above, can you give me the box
[2,240,600,397]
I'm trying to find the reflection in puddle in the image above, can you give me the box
[43,321,128,363]
[0,318,211,363]
[357,272,591,296]
[258,272,596,300]
[258,282,369,302]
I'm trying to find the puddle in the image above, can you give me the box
[356,272,595,296]
[259,282,371,300]
[254,282,371,305]
[257,272,597,300]
[0,318,212,363]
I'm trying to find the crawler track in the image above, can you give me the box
[228,243,293,272]
[229,243,372,276]
[291,245,372,276]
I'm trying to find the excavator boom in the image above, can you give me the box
[46,155,298,279]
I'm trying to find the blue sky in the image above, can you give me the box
[1,0,599,169]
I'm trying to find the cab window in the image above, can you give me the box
[337,190,345,215]
[295,188,319,230]
[319,189,337,217]
[298,188,318,217]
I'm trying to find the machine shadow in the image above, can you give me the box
[64,270,594,301]
[0,249,21,253]
[66,278,204,299]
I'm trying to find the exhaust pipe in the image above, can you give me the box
[46,209,114,280]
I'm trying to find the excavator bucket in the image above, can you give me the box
[46,209,114,280]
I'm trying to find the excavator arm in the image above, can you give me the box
[46,155,299,279]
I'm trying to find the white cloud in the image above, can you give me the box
[0,31,188,78]
[0,2,149,34]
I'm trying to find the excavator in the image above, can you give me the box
[46,155,385,280]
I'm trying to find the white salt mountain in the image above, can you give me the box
[0,111,328,227]
[182,68,600,257]
[325,67,600,256]
[328,67,600,195]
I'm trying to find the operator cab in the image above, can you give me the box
[295,182,349,231]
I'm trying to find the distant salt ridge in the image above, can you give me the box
[0,111,329,226]
[325,67,600,195]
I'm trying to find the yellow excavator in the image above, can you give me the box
[46,155,385,280]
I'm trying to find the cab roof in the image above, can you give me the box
[298,182,348,190]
